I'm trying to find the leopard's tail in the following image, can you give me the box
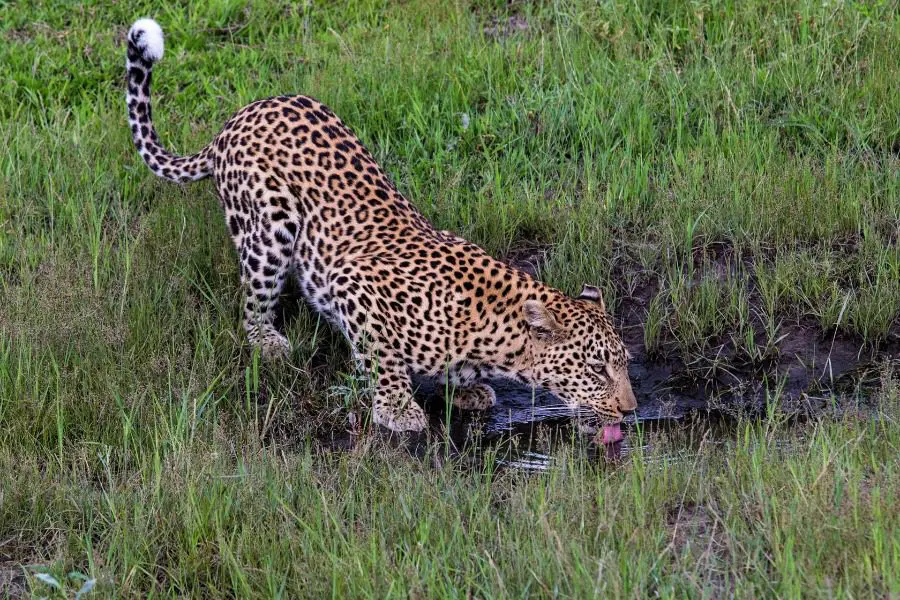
[126,19,213,183]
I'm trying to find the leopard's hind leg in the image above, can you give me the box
[239,242,292,358]
[225,198,298,359]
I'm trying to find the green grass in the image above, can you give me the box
[0,0,898,597]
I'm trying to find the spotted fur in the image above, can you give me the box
[125,19,637,432]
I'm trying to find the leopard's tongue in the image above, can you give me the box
[600,423,623,445]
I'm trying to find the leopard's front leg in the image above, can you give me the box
[366,354,427,432]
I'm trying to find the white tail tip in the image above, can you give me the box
[129,18,164,62]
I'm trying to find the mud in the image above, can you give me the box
[483,15,530,40]
[609,239,899,420]
[0,564,25,599]
[502,242,549,279]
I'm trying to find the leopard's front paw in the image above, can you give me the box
[453,383,497,410]
[373,399,428,432]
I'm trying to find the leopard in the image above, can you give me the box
[125,18,638,436]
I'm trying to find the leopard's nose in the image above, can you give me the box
[619,376,638,413]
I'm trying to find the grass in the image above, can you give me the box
[4,399,900,598]
[0,0,898,597]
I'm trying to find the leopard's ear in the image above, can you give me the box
[524,300,564,342]
[577,284,605,311]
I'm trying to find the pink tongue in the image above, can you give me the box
[600,423,623,445]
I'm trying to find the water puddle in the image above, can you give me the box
[315,341,893,473]
[397,344,894,471]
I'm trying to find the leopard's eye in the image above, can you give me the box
[590,363,607,378]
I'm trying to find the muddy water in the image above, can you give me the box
[403,342,895,470]
[408,375,712,470]
[318,333,894,471]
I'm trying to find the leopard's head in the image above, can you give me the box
[524,285,637,424]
